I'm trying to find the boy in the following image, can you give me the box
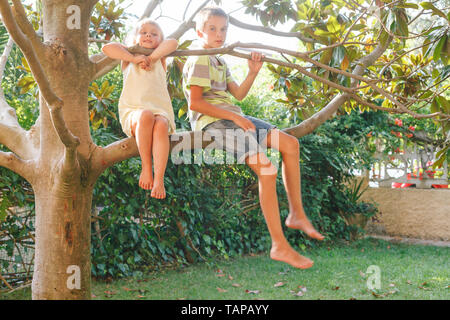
[182,7,324,269]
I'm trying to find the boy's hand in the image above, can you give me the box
[232,114,256,132]
[248,52,264,75]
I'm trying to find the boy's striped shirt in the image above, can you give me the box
[183,55,243,131]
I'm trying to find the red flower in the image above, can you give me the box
[395,118,403,126]
[391,130,402,138]
[409,126,415,131]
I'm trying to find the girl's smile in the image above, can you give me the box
[137,24,162,49]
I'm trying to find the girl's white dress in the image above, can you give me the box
[118,60,176,136]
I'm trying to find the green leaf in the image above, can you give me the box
[178,106,186,118]
[430,97,439,114]
[436,96,450,113]
[433,35,447,62]
[420,2,449,20]
[397,3,419,9]
[178,39,193,50]
[394,10,409,37]
[326,16,341,34]
[332,46,346,67]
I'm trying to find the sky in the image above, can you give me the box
[123,0,300,54]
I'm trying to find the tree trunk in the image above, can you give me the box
[27,0,96,299]
[32,186,93,300]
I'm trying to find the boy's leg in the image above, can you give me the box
[245,152,313,269]
[131,110,156,190]
[264,129,324,240]
[150,116,170,199]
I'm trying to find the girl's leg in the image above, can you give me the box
[150,116,170,199]
[131,110,156,190]
[264,129,324,240]
[245,152,313,269]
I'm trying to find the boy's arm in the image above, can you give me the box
[190,85,255,131]
[227,52,263,101]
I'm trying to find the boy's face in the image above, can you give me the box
[198,15,228,49]
[137,23,162,49]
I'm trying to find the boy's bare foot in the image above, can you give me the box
[270,243,314,269]
[151,178,166,199]
[285,213,325,240]
[139,167,153,190]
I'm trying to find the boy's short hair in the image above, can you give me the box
[195,7,229,32]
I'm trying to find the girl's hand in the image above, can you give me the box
[232,114,256,132]
[138,56,156,71]
[132,54,147,65]
[248,51,264,75]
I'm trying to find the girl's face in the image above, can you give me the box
[198,15,228,49]
[137,23,162,49]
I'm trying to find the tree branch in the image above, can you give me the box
[128,39,447,119]
[167,0,210,40]
[285,33,395,137]
[139,0,161,20]
[0,36,39,160]
[45,96,80,149]
[228,16,316,43]
[0,1,58,108]
[0,151,33,182]
[129,43,360,94]
[10,0,45,57]
[89,53,120,81]
[90,131,212,178]
[0,37,14,96]
[283,93,350,137]
[0,0,80,150]
[0,100,40,160]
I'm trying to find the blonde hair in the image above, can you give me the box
[195,7,228,32]
[126,18,164,46]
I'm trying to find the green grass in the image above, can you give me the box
[1,238,449,300]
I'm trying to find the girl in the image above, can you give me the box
[102,19,178,199]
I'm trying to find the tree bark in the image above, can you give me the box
[32,186,93,300]
[27,0,95,299]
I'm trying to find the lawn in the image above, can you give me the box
[1,238,449,300]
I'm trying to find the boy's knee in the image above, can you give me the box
[287,134,299,148]
[258,165,278,180]
[247,154,278,179]
[284,134,299,155]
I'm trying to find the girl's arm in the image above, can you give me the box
[149,39,178,61]
[227,52,263,101]
[147,39,178,71]
[101,42,146,70]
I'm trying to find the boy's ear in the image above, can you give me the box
[197,29,203,39]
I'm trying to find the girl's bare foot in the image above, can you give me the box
[151,178,166,199]
[270,243,314,269]
[285,213,325,240]
[139,167,153,190]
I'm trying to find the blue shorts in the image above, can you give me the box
[202,115,276,163]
